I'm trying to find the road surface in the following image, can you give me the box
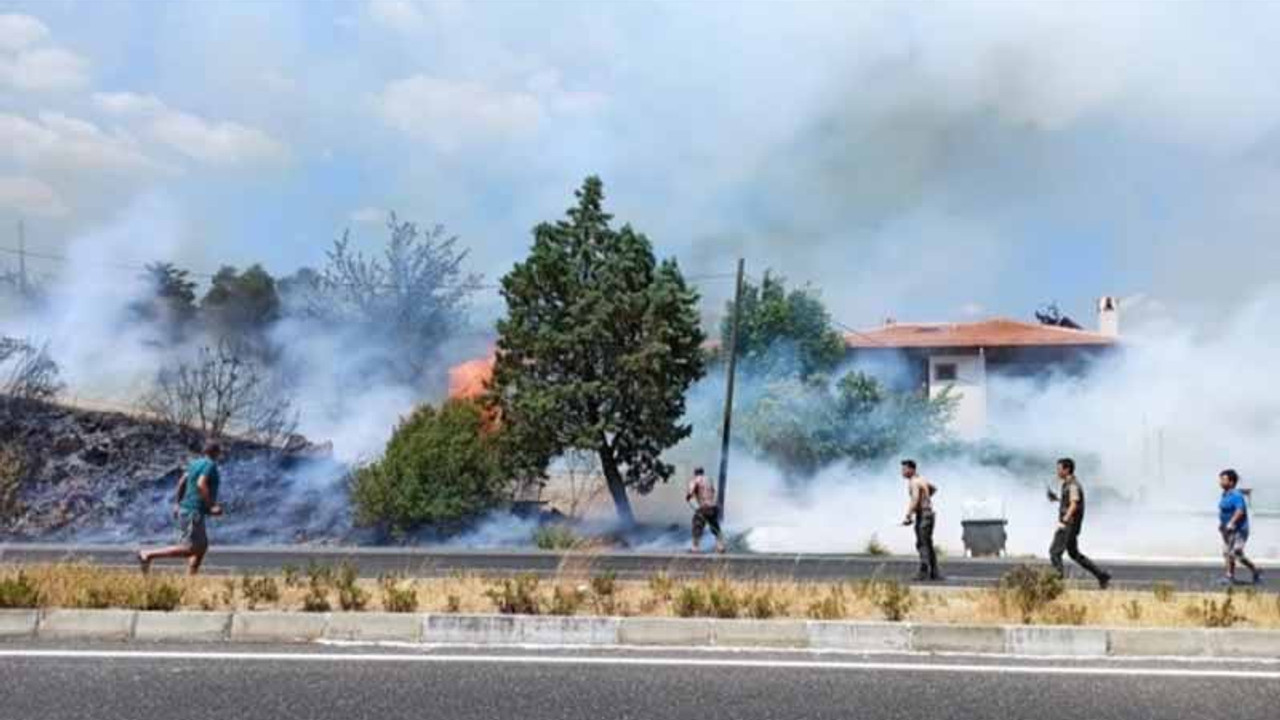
[1,643,1277,719]
[0,543,1266,590]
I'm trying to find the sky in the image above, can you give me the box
[3,0,1280,331]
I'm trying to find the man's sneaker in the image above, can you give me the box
[1252,570,1264,585]
[1098,573,1111,590]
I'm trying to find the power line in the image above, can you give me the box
[0,243,740,293]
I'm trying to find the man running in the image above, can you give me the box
[900,459,941,581]
[138,441,224,575]
[1046,457,1110,589]
[686,467,725,554]
[1218,468,1262,586]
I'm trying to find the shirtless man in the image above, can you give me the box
[901,459,941,581]
[686,467,725,554]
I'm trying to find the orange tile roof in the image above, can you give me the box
[844,318,1116,349]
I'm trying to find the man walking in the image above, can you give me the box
[686,467,725,554]
[1046,457,1110,589]
[900,459,941,581]
[1218,468,1262,586]
[138,441,224,575]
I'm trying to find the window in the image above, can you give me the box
[934,363,958,382]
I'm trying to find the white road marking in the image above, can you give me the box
[1,649,1278,679]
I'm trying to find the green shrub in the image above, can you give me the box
[351,399,512,533]
[873,580,912,622]
[1153,582,1175,603]
[648,572,675,601]
[336,562,368,612]
[744,587,786,620]
[590,572,617,598]
[1123,599,1143,621]
[534,525,583,550]
[380,575,418,613]
[865,534,889,557]
[241,574,281,610]
[707,582,740,619]
[0,573,40,608]
[138,581,184,612]
[486,574,540,615]
[445,594,462,613]
[673,585,709,618]
[998,566,1064,624]
[302,577,331,613]
[281,565,301,589]
[1199,595,1245,628]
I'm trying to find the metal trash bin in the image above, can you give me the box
[961,519,1008,557]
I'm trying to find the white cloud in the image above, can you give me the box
[92,92,288,167]
[0,13,48,52]
[367,0,430,33]
[0,14,89,92]
[376,74,545,150]
[349,206,386,225]
[0,175,68,217]
[0,111,162,174]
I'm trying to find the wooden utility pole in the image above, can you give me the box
[716,258,745,521]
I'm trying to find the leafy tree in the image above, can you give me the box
[305,215,481,384]
[490,176,706,525]
[200,264,281,339]
[740,371,955,480]
[351,399,511,534]
[131,262,198,342]
[721,272,845,379]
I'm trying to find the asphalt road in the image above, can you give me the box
[1,644,1278,720]
[0,543,1266,590]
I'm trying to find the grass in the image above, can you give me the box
[2,563,1279,630]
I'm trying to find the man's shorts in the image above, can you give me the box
[178,511,209,553]
[1223,529,1249,556]
[692,507,719,536]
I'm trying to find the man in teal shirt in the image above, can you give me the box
[138,442,224,575]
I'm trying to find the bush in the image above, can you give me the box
[674,585,709,618]
[590,572,619,615]
[807,586,847,621]
[138,581,184,612]
[0,573,40,608]
[534,525,583,551]
[380,575,418,613]
[445,594,462,613]
[1042,602,1088,626]
[547,586,586,616]
[1198,595,1245,628]
[707,582,740,619]
[1153,582,1175,603]
[865,535,888,557]
[336,562,368,612]
[486,574,540,615]
[744,587,787,620]
[351,399,512,533]
[873,580,912,622]
[281,565,301,589]
[241,574,281,610]
[998,566,1064,624]
[1123,599,1143,621]
[648,572,675,602]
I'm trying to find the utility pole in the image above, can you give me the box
[17,219,28,298]
[716,258,745,523]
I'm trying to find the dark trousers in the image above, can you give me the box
[693,507,722,541]
[914,511,938,578]
[1049,525,1107,581]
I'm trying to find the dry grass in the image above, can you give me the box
[2,563,1279,629]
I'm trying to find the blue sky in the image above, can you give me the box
[3,0,1279,329]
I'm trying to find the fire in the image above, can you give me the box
[448,354,495,400]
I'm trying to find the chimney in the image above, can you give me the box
[1097,296,1120,337]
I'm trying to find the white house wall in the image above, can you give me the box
[928,353,987,440]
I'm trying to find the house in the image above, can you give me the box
[843,297,1121,439]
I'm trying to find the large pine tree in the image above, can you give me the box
[490,177,705,525]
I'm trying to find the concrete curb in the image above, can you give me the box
[3,610,1279,658]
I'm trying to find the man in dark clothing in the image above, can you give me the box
[686,467,725,554]
[901,459,941,581]
[1046,457,1110,589]
[138,441,224,575]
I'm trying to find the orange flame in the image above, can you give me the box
[448,354,495,400]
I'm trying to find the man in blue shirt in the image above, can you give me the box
[1218,468,1261,586]
[138,441,224,576]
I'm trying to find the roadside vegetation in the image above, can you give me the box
[3,563,1279,630]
